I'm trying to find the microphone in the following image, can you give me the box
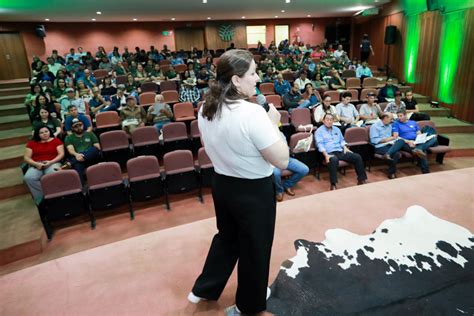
[256,94,270,112]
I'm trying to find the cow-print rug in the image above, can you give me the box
[267,206,474,315]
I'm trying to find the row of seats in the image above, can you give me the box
[38,148,214,240]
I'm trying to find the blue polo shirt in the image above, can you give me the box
[392,119,419,140]
[315,125,346,153]
[370,120,392,148]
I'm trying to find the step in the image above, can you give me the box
[0,144,25,170]
[0,78,29,89]
[0,127,31,147]
[0,167,29,200]
[432,117,474,134]
[0,104,27,117]
[0,195,44,266]
[0,114,31,131]
[417,103,451,117]
[0,87,30,97]
[413,93,430,104]
[0,95,25,106]
[444,133,474,157]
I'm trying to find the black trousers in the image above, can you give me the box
[192,173,276,314]
[361,51,370,63]
[328,151,367,185]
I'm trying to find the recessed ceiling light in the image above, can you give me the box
[275,15,279,18]
[241,16,246,19]
[133,18,137,21]
[285,0,291,3]
[281,10,285,13]
[202,0,207,3]
[45,18,50,21]
[207,17,211,20]
[96,11,102,15]
[307,15,311,17]
[92,18,96,21]
[171,17,175,21]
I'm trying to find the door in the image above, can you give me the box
[174,28,205,51]
[275,25,289,46]
[0,32,30,80]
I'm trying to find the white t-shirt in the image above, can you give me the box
[198,99,280,179]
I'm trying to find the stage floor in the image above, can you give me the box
[0,168,473,315]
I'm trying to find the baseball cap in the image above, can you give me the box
[71,118,82,126]
[66,87,74,93]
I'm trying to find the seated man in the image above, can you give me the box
[328,69,345,90]
[179,78,201,107]
[359,92,382,125]
[392,109,438,174]
[336,91,360,130]
[120,96,147,136]
[384,91,406,119]
[196,67,210,92]
[355,61,373,80]
[63,118,101,183]
[111,84,129,110]
[274,74,291,96]
[60,88,86,120]
[283,82,310,111]
[294,71,312,93]
[402,90,431,121]
[315,113,368,190]
[369,113,405,179]
[378,78,399,102]
[89,87,118,115]
[273,133,309,202]
[64,105,93,135]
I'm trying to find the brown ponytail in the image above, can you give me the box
[202,49,253,121]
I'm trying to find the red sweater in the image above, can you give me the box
[26,138,63,162]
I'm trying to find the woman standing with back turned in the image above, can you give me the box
[188,49,289,315]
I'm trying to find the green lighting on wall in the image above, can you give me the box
[404,15,420,84]
[402,0,427,15]
[438,10,465,104]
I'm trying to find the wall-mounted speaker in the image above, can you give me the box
[35,25,46,38]
[384,25,396,45]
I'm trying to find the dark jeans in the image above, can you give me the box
[68,146,101,183]
[374,139,405,175]
[328,151,367,185]
[392,137,438,173]
[192,173,276,314]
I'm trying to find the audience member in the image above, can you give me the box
[89,87,118,114]
[99,76,117,97]
[274,74,291,96]
[46,57,62,76]
[359,92,382,124]
[111,84,128,109]
[369,113,405,179]
[147,94,173,133]
[313,94,339,125]
[402,90,431,121]
[384,91,406,118]
[32,106,62,138]
[301,83,319,108]
[283,82,310,111]
[294,71,312,92]
[120,96,146,135]
[60,88,86,119]
[336,91,360,129]
[356,61,373,80]
[63,118,101,183]
[64,105,92,134]
[378,78,399,102]
[179,78,201,106]
[315,113,367,190]
[23,125,64,204]
[328,69,345,89]
[360,34,375,62]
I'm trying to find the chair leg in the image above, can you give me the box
[86,202,96,229]
[436,153,445,164]
[165,190,170,210]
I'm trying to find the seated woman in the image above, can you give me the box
[275,57,289,73]
[134,64,148,84]
[32,106,62,138]
[25,84,43,117]
[52,78,68,102]
[147,94,173,133]
[313,94,340,127]
[99,76,117,98]
[125,74,141,99]
[144,60,155,74]
[149,64,165,82]
[301,83,320,108]
[54,69,73,87]
[311,72,328,93]
[164,65,179,81]
[76,79,92,100]
[311,46,325,59]
[23,125,65,204]
[203,57,213,70]
[184,62,197,80]
[113,60,128,77]
[31,94,58,120]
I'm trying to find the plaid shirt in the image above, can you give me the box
[179,86,201,104]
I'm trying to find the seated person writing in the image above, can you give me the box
[120,96,146,136]
[359,92,382,125]
[147,94,173,133]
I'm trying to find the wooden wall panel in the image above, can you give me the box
[204,23,247,50]
[174,28,205,51]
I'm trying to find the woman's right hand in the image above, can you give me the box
[267,104,281,127]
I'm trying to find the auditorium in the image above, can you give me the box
[0,0,473,314]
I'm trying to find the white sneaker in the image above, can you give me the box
[267,286,271,300]
[224,305,241,315]
[187,292,207,304]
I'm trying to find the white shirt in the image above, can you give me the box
[198,99,280,179]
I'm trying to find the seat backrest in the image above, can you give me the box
[363,77,379,88]
[174,64,187,73]
[41,170,82,199]
[159,60,171,66]
[173,102,195,119]
[140,82,157,93]
[260,83,275,95]
[279,110,290,125]
[162,122,188,141]
[116,75,127,85]
[163,150,195,175]
[253,55,262,63]
[344,127,368,144]
[324,90,340,104]
[93,69,108,79]
[379,102,388,112]
[139,92,156,106]
[127,156,160,181]
[159,81,177,92]
[282,72,295,82]
[86,162,123,189]
[198,147,213,168]
[342,69,356,78]
[95,111,120,128]
[266,94,282,108]
[131,126,159,146]
[346,78,361,88]
[417,120,436,130]
[291,108,312,127]
[100,130,130,151]
[162,90,179,103]
[345,89,359,101]
[360,88,378,101]
[289,132,315,152]
[190,119,200,138]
